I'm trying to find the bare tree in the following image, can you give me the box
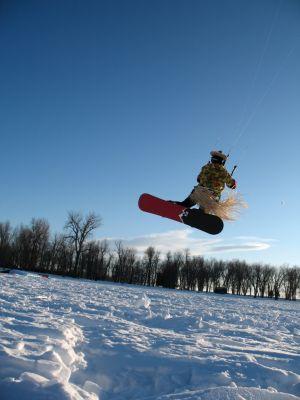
[112,241,138,283]
[241,263,252,296]
[46,233,69,273]
[96,240,113,280]
[54,235,74,275]
[13,225,33,269]
[0,222,13,266]
[179,249,194,290]
[64,211,101,276]
[249,264,262,298]
[194,256,206,292]
[157,252,182,289]
[271,266,286,300]
[223,260,244,295]
[80,240,113,281]
[143,246,160,286]
[258,265,274,298]
[210,259,226,291]
[283,266,300,300]
[29,218,50,270]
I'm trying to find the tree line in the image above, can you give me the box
[0,212,299,300]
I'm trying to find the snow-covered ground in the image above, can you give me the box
[0,271,299,400]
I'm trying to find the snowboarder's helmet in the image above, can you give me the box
[210,150,227,165]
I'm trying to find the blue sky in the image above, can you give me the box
[0,0,299,265]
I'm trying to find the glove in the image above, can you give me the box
[230,179,237,189]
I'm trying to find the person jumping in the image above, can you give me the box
[172,150,246,220]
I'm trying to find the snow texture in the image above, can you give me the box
[0,271,299,400]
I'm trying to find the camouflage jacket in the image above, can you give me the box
[197,162,235,198]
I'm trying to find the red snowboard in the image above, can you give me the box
[138,193,223,235]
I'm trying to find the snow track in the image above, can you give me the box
[0,272,299,400]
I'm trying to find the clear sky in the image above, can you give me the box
[1,0,299,266]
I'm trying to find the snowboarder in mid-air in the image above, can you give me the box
[138,150,246,235]
[171,150,245,220]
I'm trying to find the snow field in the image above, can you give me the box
[0,271,299,400]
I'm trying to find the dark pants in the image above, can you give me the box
[174,187,220,208]
[173,189,197,208]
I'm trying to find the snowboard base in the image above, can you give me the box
[138,193,223,235]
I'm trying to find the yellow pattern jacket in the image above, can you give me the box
[197,162,235,199]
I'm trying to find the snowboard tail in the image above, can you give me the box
[138,193,223,235]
